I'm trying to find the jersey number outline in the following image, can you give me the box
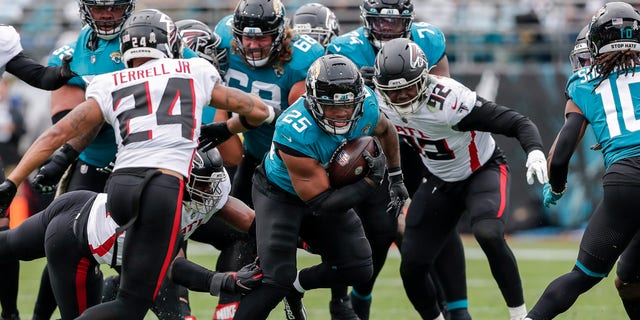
[112,78,196,145]
[281,109,313,133]
[293,34,319,52]
[596,76,640,138]
[402,135,455,160]
[225,69,282,108]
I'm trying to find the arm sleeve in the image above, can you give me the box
[5,52,69,90]
[305,179,376,216]
[170,257,215,293]
[454,96,544,153]
[548,112,586,193]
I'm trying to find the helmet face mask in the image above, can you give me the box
[119,9,181,68]
[78,0,136,40]
[233,0,287,68]
[373,38,430,116]
[569,25,591,72]
[587,1,640,59]
[306,55,365,135]
[293,3,340,47]
[176,19,228,75]
[185,149,226,215]
[361,0,414,49]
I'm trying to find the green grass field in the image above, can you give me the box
[14,234,626,319]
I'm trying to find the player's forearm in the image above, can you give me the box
[378,122,401,169]
[64,124,101,153]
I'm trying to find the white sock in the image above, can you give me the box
[433,313,445,320]
[292,270,305,293]
[509,304,528,320]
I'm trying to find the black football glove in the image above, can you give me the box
[32,144,79,194]
[210,258,263,295]
[198,122,234,152]
[0,180,17,218]
[60,55,77,79]
[387,167,409,218]
[362,138,386,186]
[360,66,375,88]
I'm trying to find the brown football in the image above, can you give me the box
[328,136,379,188]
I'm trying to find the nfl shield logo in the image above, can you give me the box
[336,151,351,167]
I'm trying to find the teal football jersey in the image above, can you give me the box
[567,66,640,168]
[49,26,122,168]
[264,87,380,195]
[327,22,446,69]
[215,15,326,159]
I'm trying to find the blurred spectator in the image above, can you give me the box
[0,78,26,168]
[514,9,551,62]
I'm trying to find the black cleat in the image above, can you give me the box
[283,291,307,320]
[330,296,360,320]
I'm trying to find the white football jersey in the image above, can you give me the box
[0,25,23,76]
[87,169,232,266]
[86,57,220,178]
[379,76,496,182]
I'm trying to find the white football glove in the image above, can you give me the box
[525,150,548,185]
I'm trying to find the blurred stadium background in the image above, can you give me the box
[0,1,632,318]
[0,0,617,232]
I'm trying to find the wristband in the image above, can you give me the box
[550,184,566,195]
[263,105,276,125]
[60,143,80,160]
[388,167,404,183]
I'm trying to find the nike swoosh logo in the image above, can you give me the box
[331,44,341,52]
[451,98,458,110]
[281,134,293,143]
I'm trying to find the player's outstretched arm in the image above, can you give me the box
[209,84,275,131]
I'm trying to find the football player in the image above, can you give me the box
[0,9,274,319]
[326,0,470,319]
[373,38,547,320]
[232,54,406,320]
[0,148,262,319]
[526,2,640,319]
[292,3,341,48]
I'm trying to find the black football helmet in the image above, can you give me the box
[119,9,181,68]
[293,3,340,47]
[373,38,430,116]
[232,0,287,68]
[360,0,414,49]
[306,54,365,135]
[588,1,640,58]
[176,19,229,76]
[185,148,227,215]
[78,0,136,40]
[569,24,591,72]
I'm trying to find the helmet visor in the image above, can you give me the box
[366,15,411,42]
[86,4,129,34]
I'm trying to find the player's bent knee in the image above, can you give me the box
[337,264,373,286]
[400,259,428,279]
[616,276,640,300]
[471,219,504,242]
